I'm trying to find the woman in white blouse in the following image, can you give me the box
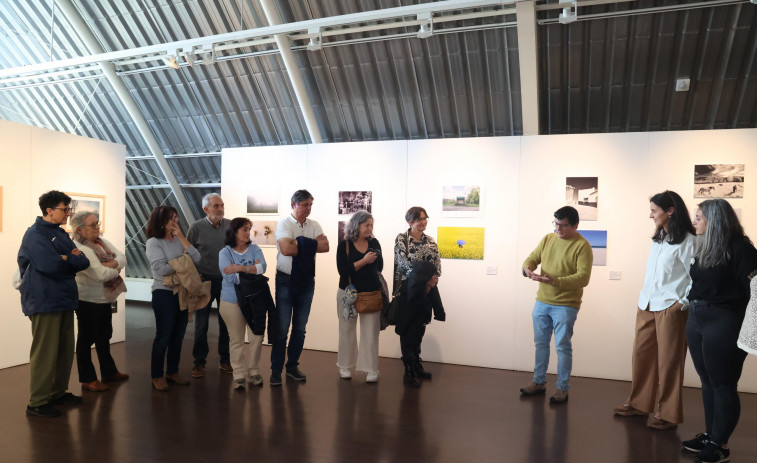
[70,211,128,392]
[613,191,696,430]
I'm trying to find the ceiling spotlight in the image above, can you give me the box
[307,27,322,51]
[164,56,180,70]
[558,1,577,24]
[417,12,433,39]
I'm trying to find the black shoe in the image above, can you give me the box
[270,371,282,387]
[683,433,710,453]
[414,357,432,380]
[286,368,307,382]
[50,393,82,405]
[26,404,61,418]
[696,442,730,463]
[402,357,420,388]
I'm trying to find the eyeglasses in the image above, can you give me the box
[81,222,101,230]
[53,207,72,213]
[416,217,429,222]
[552,220,572,229]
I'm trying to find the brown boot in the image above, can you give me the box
[151,377,169,391]
[165,373,190,385]
[520,382,546,396]
[549,389,569,404]
[81,380,109,392]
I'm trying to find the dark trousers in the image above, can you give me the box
[686,300,748,445]
[192,276,230,366]
[75,301,117,383]
[400,319,426,360]
[151,290,188,378]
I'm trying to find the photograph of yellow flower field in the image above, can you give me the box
[437,227,485,260]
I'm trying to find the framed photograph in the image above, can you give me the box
[337,221,347,242]
[247,188,279,215]
[250,220,277,247]
[441,185,482,217]
[694,164,744,198]
[437,226,485,260]
[65,193,105,233]
[338,191,372,215]
[566,177,598,221]
[580,230,607,266]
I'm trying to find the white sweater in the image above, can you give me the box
[74,237,127,304]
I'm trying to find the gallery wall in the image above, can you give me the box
[221,128,757,393]
[0,120,126,370]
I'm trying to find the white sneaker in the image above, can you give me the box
[366,372,379,383]
[339,368,352,379]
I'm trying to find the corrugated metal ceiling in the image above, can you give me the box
[0,0,755,278]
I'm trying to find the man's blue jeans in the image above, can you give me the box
[532,300,579,391]
[271,273,315,372]
[192,276,230,366]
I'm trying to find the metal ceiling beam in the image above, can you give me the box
[0,0,517,81]
[516,1,540,135]
[55,0,196,223]
[259,0,322,144]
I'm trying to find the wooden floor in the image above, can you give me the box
[1,301,756,463]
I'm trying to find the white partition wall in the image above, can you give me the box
[222,129,757,392]
[0,120,126,369]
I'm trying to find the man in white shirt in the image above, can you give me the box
[270,190,329,386]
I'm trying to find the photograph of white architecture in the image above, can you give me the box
[565,177,598,221]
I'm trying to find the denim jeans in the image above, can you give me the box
[271,273,315,372]
[192,276,230,366]
[532,300,579,391]
[686,300,748,445]
[151,290,188,378]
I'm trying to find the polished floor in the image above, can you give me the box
[1,302,756,463]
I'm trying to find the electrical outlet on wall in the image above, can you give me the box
[609,271,622,280]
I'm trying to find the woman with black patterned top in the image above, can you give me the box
[393,206,445,387]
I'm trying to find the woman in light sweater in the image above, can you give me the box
[217,217,267,391]
[145,205,201,391]
[613,191,695,430]
[70,211,128,392]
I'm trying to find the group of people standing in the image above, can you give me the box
[16,187,757,463]
[144,190,445,394]
[518,192,757,463]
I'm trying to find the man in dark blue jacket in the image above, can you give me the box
[17,191,90,418]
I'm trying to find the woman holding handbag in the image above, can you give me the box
[218,217,267,391]
[336,210,383,383]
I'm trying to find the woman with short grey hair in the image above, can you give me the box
[70,211,129,392]
[335,210,383,382]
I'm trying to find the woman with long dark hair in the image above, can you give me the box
[145,205,200,391]
[682,199,757,463]
[614,191,695,430]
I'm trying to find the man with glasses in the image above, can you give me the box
[520,206,593,404]
[186,193,232,378]
[17,190,90,418]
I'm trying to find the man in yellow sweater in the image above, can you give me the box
[520,206,593,404]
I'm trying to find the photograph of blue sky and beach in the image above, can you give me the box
[246,188,279,214]
[580,230,607,266]
[442,185,481,217]
[694,164,744,198]
[566,177,598,221]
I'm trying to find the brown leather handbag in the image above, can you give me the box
[346,240,383,313]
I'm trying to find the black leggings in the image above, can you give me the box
[686,301,748,445]
[75,301,117,383]
[400,319,426,360]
